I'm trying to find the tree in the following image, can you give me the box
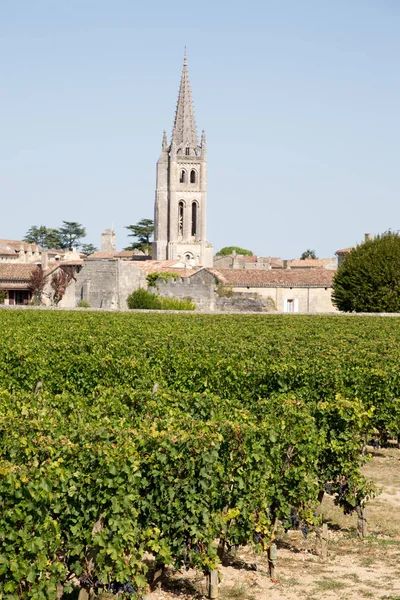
[28,267,47,305]
[50,267,76,306]
[332,231,400,312]
[125,219,154,254]
[23,226,62,249]
[300,249,318,260]
[216,246,253,256]
[80,244,98,256]
[57,221,86,250]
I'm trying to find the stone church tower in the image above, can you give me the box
[152,54,213,267]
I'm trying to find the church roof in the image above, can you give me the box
[171,53,198,149]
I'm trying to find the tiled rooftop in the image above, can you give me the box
[212,268,335,287]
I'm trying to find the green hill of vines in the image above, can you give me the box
[0,311,399,599]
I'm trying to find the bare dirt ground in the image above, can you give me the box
[145,447,400,600]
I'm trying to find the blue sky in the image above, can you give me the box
[1,0,399,257]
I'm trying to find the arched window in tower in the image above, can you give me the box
[178,201,184,236]
[191,201,198,237]
[180,169,186,183]
[190,169,196,184]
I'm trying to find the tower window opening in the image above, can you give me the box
[180,169,186,183]
[191,202,197,237]
[185,147,190,156]
[178,201,184,236]
[190,170,196,184]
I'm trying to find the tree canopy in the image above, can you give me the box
[80,243,98,256]
[58,221,86,250]
[23,222,87,250]
[332,231,400,312]
[300,249,318,260]
[24,226,62,249]
[125,219,154,254]
[216,246,253,256]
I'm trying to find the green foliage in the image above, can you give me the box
[125,219,154,254]
[146,272,179,287]
[58,221,86,250]
[23,225,62,249]
[77,300,91,308]
[332,231,400,312]
[300,249,318,260]
[2,310,399,597]
[126,288,195,311]
[216,246,253,256]
[80,244,98,256]
[0,291,6,304]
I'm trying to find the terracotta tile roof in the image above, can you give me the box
[114,250,135,258]
[0,263,38,281]
[289,258,336,268]
[0,240,41,252]
[0,248,18,256]
[335,247,353,254]
[134,260,197,275]
[212,268,335,287]
[85,251,118,260]
[0,282,31,290]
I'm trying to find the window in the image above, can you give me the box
[178,201,184,235]
[185,147,190,156]
[285,299,299,313]
[191,202,197,236]
[180,169,186,183]
[190,169,196,184]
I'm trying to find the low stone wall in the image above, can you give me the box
[216,297,264,312]
[155,277,216,310]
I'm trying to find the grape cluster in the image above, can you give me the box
[301,524,309,539]
[79,576,137,597]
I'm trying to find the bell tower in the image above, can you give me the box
[152,54,213,267]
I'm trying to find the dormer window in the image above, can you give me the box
[185,147,190,156]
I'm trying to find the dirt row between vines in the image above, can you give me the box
[145,447,400,600]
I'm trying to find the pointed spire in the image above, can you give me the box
[201,129,206,159]
[162,130,168,152]
[171,53,198,151]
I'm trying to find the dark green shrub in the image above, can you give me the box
[127,288,195,310]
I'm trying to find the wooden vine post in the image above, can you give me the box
[315,523,328,559]
[355,505,367,538]
[268,542,277,579]
[208,569,219,599]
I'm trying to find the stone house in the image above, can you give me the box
[209,268,337,313]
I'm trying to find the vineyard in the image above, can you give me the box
[1,310,400,599]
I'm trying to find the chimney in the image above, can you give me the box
[41,251,48,270]
[101,229,116,253]
[365,233,372,242]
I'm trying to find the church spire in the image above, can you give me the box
[171,52,198,151]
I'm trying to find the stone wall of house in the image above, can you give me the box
[230,286,337,313]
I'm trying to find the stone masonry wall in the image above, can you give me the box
[75,260,119,309]
[155,277,216,310]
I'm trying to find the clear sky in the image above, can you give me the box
[1,0,399,258]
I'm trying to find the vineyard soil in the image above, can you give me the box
[145,446,400,600]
